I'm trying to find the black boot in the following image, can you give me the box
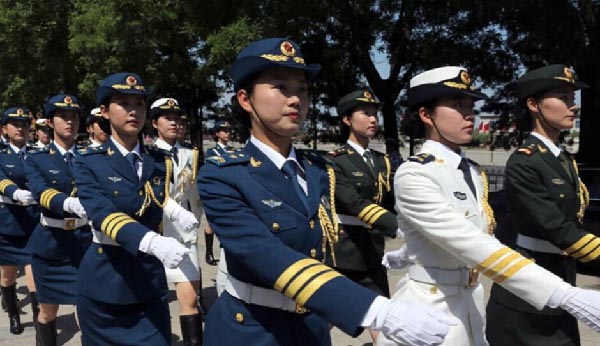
[1,284,24,334]
[204,233,217,266]
[180,313,202,346]
[31,292,41,346]
[197,279,207,315]
[38,320,57,346]
[1,293,6,312]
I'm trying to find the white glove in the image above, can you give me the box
[382,244,409,269]
[139,232,190,269]
[548,281,600,332]
[12,189,35,205]
[163,198,199,232]
[63,197,87,218]
[374,300,456,346]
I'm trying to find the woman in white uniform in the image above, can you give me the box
[150,97,203,346]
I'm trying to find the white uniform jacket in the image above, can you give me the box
[379,140,563,346]
[154,138,204,244]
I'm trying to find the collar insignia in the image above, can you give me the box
[107,148,114,156]
[250,157,262,167]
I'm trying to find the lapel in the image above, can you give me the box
[346,145,376,179]
[528,136,573,186]
[298,150,322,217]
[245,142,307,214]
[140,146,156,188]
[106,140,138,184]
[426,143,480,204]
[49,143,71,174]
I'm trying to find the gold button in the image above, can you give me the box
[235,313,244,323]
[560,193,565,198]
[309,220,315,229]
[52,180,57,184]
[113,191,119,196]
[429,286,438,294]
[310,248,317,258]
[138,190,143,196]
[97,247,104,254]
[464,211,469,216]
[159,192,164,196]
[272,222,280,231]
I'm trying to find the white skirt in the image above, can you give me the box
[164,242,200,283]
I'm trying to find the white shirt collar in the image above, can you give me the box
[423,140,464,168]
[89,139,102,147]
[154,138,172,151]
[217,142,228,150]
[53,142,75,156]
[530,132,561,157]
[250,135,303,173]
[346,139,369,156]
[110,137,142,159]
[9,143,25,156]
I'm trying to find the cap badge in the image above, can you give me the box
[564,67,574,81]
[363,91,373,101]
[460,71,471,86]
[126,75,138,86]
[280,41,296,57]
[16,109,24,115]
[167,99,175,107]
[64,96,72,104]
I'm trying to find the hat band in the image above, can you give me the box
[355,97,379,103]
[442,81,474,91]
[111,84,146,91]
[8,114,30,118]
[260,54,305,65]
[53,102,80,108]
[554,76,576,84]
[158,105,180,110]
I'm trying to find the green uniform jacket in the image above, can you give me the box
[490,135,596,315]
[326,144,396,271]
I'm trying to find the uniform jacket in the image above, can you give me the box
[0,144,40,236]
[198,141,378,337]
[205,143,233,158]
[490,134,595,315]
[73,139,171,304]
[25,142,91,261]
[153,139,203,243]
[327,143,396,270]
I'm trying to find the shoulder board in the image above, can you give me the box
[145,144,170,156]
[517,143,538,156]
[407,153,436,164]
[27,147,50,155]
[298,149,327,165]
[328,147,349,157]
[205,151,249,167]
[81,145,107,156]
[180,142,197,150]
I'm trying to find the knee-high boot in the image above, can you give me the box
[38,320,57,346]
[204,233,217,266]
[180,313,203,346]
[31,292,41,346]
[0,284,24,334]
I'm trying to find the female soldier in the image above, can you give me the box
[34,119,52,148]
[150,97,203,346]
[85,107,109,147]
[327,89,397,343]
[378,66,600,346]
[198,37,455,346]
[73,73,196,346]
[25,94,92,345]
[0,107,39,335]
[486,65,593,345]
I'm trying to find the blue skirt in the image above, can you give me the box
[0,233,31,265]
[77,293,171,346]
[32,255,80,304]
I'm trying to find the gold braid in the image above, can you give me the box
[572,159,590,223]
[318,164,339,266]
[480,170,497,235]
[136,156,173,216]
[191,148,200,181]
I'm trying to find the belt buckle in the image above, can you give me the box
[294,303,308,314]
[468,268,479,287]
[64,218,76,230]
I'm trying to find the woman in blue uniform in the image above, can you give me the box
[198,38,455,346]
[0,107,40,335]
[25,94,92,345]
[73,72,193,346]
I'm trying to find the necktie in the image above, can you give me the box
[125,152,139,179]
[558,151,574,182]
[363,150,375,173]
[17,150,26,161]
[281,160,308,211]
[64,152,74,169]
[170,147,179,165]
[458,158,477,199]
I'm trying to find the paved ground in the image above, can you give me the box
[0,235,599,345]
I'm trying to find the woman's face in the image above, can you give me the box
[50,110,79,142]
[3,120,30,146]
[87,122,109,143]
[529,86,577,131]
[152,112,181,142]
[343,104,379,139]
[102,94,147,138]
[420,95,475,147]
[36,128,51,144]
[238,67,309,138]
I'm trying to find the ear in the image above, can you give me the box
[100,105,109,120]
[418,107,433,127]
[342,114,352,127]
[151,119,158,129]
[526,97,539,113]
[47,118,55,129]
[237,89,254,114]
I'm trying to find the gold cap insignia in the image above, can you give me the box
[363,91,372,100]
[126,75,138,86]
[280,41,296,57]
[16,108,24,115]
[167,99,175,107]
[564,67,574,81]
[460,71,471,85]
[64,96,72,104]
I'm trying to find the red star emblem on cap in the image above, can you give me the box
[126,75,138,86]
[460,71,471,85]
[64,96,72,104]
[16,109,24,115]
[281,41,296,56]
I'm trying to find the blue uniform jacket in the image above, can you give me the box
[25,143,91,261]
[198,142,377,336]
[0,145,40,237]
[205,144,232,158]
[73,140,170,304]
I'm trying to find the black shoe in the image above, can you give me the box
[38,320,57,346]
[205,252,218,266]
[0,285,24,335]
[180,313,203,346]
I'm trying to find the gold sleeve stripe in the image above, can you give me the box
[101,212,136,240]
[494,258,534,283]
[274,258,321,292]
[0,179,16,194]
[40,189,61,209]
[565,234,596,254]
[475,247,512,272]
[479,252,521,277]
[107,217,135,239]
[365,209,387,226]
[571,237,600,259]
[357,204,378,221]
[579,243,600,262]
[295,270,342,305]
[360,205,386,224]
[284,265,331,298]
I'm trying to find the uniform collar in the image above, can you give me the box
[89,139,102,147]
[9,143,26,156]
[530,132,561,157]
[217,142,229,150]
[110,137,142,159]
[52,142,75,156]
[346,139,370,156]
[422,139,464,168]
[153,137,181,151]
[249,135,304,173]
